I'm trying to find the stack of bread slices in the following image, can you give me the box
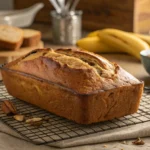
[0,25,41,50]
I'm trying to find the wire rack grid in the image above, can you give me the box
[0,82,150,145]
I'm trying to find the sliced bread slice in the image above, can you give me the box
[0,25,23,50]
[22,29,41,47]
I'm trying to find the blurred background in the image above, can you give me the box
[0,0,13,10]
[1,0,150,33]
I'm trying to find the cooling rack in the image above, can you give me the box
[0,82,150,145]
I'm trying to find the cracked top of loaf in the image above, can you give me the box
[6,48,141,94]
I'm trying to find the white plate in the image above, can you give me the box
[0,3,44,27]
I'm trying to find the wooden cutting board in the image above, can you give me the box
[0,41,44,64]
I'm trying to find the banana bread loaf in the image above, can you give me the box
[1,48,144,124]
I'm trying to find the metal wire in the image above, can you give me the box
[0,82,149,145]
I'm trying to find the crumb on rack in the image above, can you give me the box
[132,137,145,145]
[103,145,107,148]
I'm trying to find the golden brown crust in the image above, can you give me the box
[8,48,141,94]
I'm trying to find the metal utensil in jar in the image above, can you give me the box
[51,10,82,45]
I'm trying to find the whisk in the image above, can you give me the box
[49,0,80,15]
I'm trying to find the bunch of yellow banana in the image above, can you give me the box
[77,28,150,60]
[76,36,121,53]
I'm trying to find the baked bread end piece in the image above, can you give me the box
[22,29,41,47]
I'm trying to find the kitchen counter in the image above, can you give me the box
[0,23,150,150]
